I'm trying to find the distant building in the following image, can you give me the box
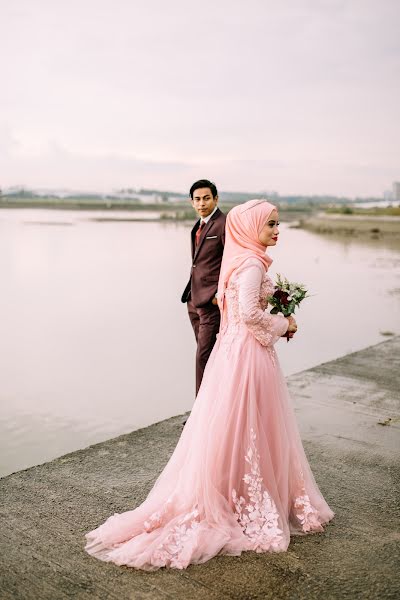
[114,191,164,203]
[168,195,188,203]
[393,182,400,202]
[383,190,393,201]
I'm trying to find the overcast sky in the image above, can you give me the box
[1,0,399,196]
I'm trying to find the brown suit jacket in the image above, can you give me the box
[181,208,226,308]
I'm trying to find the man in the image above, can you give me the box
[181,179,226,395]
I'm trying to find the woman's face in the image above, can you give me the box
[258,209,280,247]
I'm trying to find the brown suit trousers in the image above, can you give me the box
[181,208,226,395]
[187,299,221,395]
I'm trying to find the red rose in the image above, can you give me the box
[273,289,290,306]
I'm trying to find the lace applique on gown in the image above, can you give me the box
[85,258,334,570]
[221,262,279,363]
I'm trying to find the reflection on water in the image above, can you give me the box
[0,208,399,477]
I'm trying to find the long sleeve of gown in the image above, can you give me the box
[237,261,289,347]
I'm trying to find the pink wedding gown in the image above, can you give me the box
[85,258,334,570]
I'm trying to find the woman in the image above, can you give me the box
[85,199,334,570]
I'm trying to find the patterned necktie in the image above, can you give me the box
[195,221,205,246]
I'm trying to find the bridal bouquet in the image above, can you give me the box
[267,274,308,341]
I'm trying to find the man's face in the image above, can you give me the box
[191,187,218,219]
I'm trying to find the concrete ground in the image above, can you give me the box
[1,337,399,600]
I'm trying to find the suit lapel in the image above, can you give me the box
[191,208,222,260]
[193,218,216,260]
[191,221,200,259]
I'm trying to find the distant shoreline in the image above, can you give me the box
[297,212,400,239]
[0,199,188,211]
[0,199,310,222]
[2,200,400,235]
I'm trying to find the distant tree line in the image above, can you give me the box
[1,186,382,206]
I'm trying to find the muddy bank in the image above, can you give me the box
[298,212,400,240]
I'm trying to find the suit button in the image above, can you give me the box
[192,264,196,267]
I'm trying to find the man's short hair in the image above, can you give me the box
[190,179,218,199]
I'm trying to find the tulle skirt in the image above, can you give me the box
[85,330,334,570]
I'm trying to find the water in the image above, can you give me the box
[1,208,399,477]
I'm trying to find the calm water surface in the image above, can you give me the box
[1,208,399,477]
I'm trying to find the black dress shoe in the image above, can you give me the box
[181,414,190,428]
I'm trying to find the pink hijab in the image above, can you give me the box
[217,199,277,310]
